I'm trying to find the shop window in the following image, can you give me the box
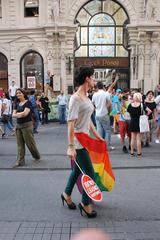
[0,0,2,18]
[0,53,8,92]
[20,51,44,90]
[24,0,39,17]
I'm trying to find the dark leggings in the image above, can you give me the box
[64,148,95,205]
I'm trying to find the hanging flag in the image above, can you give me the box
[74,132,115,192]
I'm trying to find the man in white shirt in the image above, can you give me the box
[92,81,114,150]
[57,91,68,124]
[155,94,160,143]
[9,81,17,102]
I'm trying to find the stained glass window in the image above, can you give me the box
[89,46,114,57]
[84,1,101,15]
[75,46,88,57]
[114,8,128,25]
[75,0,129,57]
[81,27,88,44]
[102,1,119,16]
[116,27,123,44]
[76,8,91,25]
[89,26,114,44]
[89,14,114,26]
[116,46,128,57]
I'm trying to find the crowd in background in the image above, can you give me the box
[0,80,69,138]
[0,78,160,157]
[88,81,160,156]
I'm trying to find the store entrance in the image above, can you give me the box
[94,68,129,90]
[74,57,130,90]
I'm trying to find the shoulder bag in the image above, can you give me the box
[139,104,150,133]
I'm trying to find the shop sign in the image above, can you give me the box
[75,57,129,68]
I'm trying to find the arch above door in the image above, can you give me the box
[20,51,44,91]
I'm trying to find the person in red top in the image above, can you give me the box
[0,88,4,98]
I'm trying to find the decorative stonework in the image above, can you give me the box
[144,0,156,21]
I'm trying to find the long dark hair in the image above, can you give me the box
[75,66,94,86]
[15,88,28,104]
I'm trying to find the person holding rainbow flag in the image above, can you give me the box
[61,66,115,218]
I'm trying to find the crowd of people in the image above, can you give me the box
[61,67,160,219]
[89,82,160,155]
[0,87,50,138]
[0,68,160,219]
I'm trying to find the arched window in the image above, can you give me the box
[0,53,8,91]
[20,51,44,90]
[75,0,129,57]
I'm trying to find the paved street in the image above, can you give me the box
[0,123,160,240]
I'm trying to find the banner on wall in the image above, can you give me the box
[27,76,36,89]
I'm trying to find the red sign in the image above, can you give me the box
[27,76,36,89]
[81,175,102,202]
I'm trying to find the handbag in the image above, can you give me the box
[123,111,131,121]
[1,114,9,123]
[139,104,150,133]
[45,107,51,113]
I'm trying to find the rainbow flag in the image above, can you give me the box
[74,132,115,192]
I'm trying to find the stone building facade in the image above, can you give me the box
[0,0,160,93]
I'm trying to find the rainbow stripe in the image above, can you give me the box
[75,132,115,192]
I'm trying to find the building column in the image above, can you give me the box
[38,0,46,26]
[130,43,138,89]
[46,34,54,73]
[137,32,146,92]
[60,43,67,93]
[150,32,160,91]
[59,33,67,93]
[144,34,151,92]
[45,34,54,97]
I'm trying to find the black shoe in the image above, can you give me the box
[137,153,142,157]
[130,153,135,157]
[1,133,5,139]
[122,145,128,153]
[78,203,97,218]
[61,193,76,210]
[33,130,39,134]
[13,162,25,168]
[145,142,149,147]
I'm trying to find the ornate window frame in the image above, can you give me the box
[74,0,129,58]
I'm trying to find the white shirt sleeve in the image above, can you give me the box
[67,96,80,121]
[155,95,160,104]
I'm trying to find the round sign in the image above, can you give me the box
[81,174,102,202]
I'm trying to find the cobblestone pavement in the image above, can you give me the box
[0,220,160,240]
